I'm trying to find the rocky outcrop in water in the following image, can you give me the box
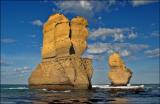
[108,52,132,86]
[28,14,93,90]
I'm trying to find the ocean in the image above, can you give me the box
[1,84,159,104]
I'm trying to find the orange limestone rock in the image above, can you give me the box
[71,16,88,56]
[28,13,93,90]
[108,52,132,86]
[42,14,71,58]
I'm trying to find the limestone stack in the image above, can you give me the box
[28,14,93,90]
[108,52,132,86]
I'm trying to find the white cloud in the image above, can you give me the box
[90,27,137,42]
[82,53,105,61]
[82,54,94,59]
[54,1,117,18]
[1,38,16,44]
[15,66,31,74]
[87,43,107,55]
[30,41,41,47]
[151,30,159,37]
[31,34,36,38]
[87,42,149,57]
[32,20,43,27]
[54,1,93,17]
[98,16,102,20]
[131,0,159,7]
[144,48,160,58]
[128,31,137,39]
[120,50,131,57]
[53,0,159,18]
[80,0,92,10]
[0,60,12,67]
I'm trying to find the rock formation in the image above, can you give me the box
[108,52,132,86]
[28,14,93,90]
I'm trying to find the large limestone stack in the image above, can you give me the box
[108,52,132,86]
[28,14,93,90]
[71,16,88,56]
[42,14,71,58]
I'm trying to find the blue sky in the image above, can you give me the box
[1,0,159,84]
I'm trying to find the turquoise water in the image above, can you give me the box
[1,84,160,104]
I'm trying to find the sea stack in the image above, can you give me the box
[28,13,93,90]
[108,52,132,86]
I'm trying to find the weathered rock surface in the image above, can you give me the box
[28,14,93,90]
[108,52,132,86]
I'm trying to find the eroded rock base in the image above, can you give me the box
[108,68,132,86]
[29,55,93,90]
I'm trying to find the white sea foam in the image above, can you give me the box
[64,90,71,92]
[51,90,71,93]
[41,88,47,91]
[40,89,71,93]
[92,84,144,89]
[0,102,16,104]
[3,87,28,90]
[92,85,110,89]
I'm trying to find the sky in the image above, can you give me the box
[1,0,159,84]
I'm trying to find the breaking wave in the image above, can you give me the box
[40,88,71,93]
[2,87,28,90]
[92,84,145,89]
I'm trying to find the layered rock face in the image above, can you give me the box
[28,14,93,90]
[108,53,132,86]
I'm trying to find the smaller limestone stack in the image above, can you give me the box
[108,52,132,86]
